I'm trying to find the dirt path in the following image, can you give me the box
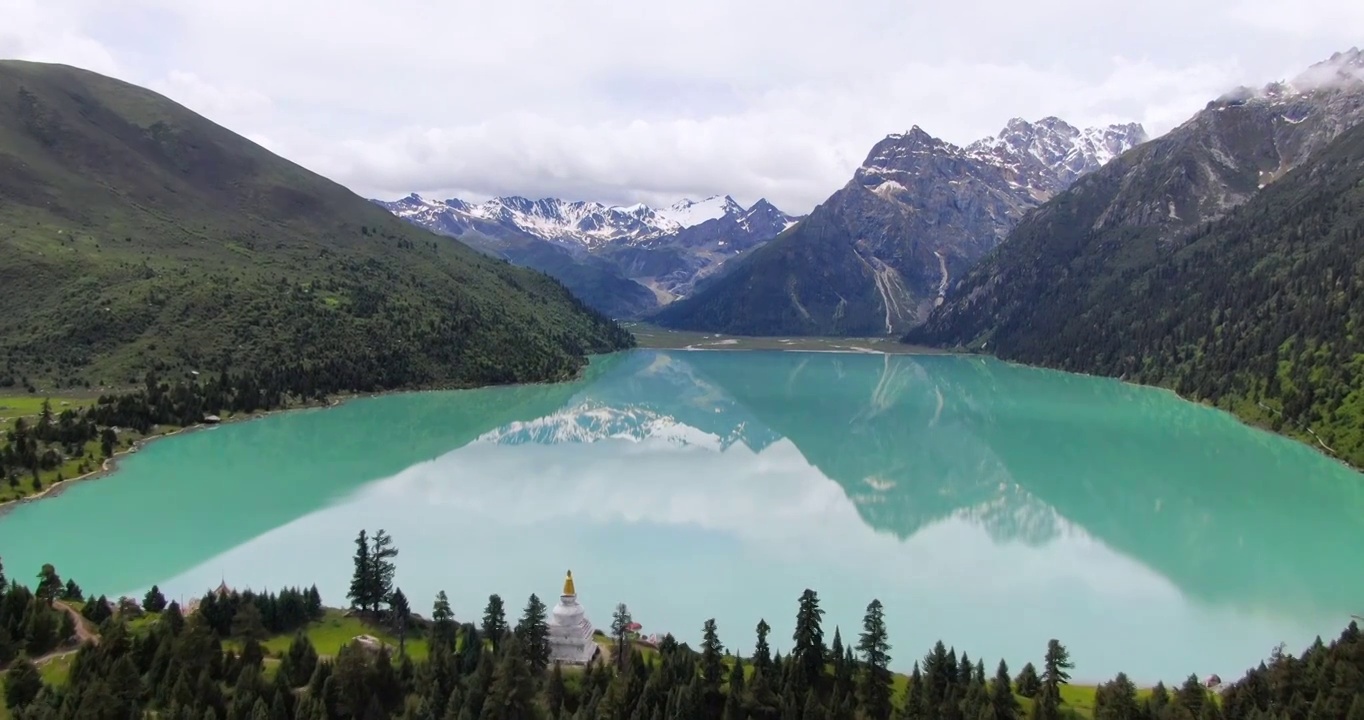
[29,600,100,667]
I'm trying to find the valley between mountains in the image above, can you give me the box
[373,47,1364,468]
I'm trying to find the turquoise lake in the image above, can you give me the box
[2,349,1362,684]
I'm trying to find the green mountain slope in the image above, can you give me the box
[450,227,659,319]
[910,118,1364,467]
[0,60,632,390]
[649,200,891,336]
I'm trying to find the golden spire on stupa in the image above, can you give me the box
[563,569,576,596]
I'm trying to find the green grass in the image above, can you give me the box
[38,653,75,686]
[0,394,94,421]
[257,609,430,661]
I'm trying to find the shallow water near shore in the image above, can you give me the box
[1,349,1361,684]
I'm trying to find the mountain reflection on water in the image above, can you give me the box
[1,349,1361,685]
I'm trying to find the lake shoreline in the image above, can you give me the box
[4,340,1354,518]
[0,396,350,517]
[0,358,616,515]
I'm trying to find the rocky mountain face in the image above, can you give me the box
[912,47,1364,351]
[652,117,1146,337]
[375,193,798,317]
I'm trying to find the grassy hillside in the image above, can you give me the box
[910,118,1364,467]
[0,60,632,392]
[651,203,890,336]
[454,228,659,319]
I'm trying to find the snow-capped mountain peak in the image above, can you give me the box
[963,116,1148,193]
[379,193,794,249]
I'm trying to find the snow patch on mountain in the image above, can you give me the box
[656,195,743,229]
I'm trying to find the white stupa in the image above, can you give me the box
[548,570,598,665]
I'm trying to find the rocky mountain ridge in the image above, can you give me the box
[375,193,800,316]
[652,116,1146,336]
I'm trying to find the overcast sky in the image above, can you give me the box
[3,0,1361,214]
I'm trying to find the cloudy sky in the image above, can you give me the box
[3,0,1361,213]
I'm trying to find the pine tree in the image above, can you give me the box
[547,663,566,717]
[990,660,1019,720]
[369,529,399,614]
[611,603,633,671]
[514,593,550,673]
[232,603,268,641]
[700,618,725,693]
[35,563,62,605]
[754,618,773,674]
[792,589,826,691]
[1040,639,1073,711]
[1015,663,1041,699]
[286,631,320,687]
[482,595,508,653]
[4,654,42,710]
[347,530,370,612]
[62,578,83,601]
[481,636,540,720]
[144,584,169,612]
[391,587,412,655]
[857,599,892,720]
[433,591,457,650]
[1094,672,1139,720]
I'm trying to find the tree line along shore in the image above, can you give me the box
[3,529,1360,720]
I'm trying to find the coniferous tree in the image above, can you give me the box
[1040,639,1073,707]
[285,631,320,687]
[857,599,892,720]
[369,530,399,614]
[232,603,268,641]
[1015,663,1041,699]
[700,618,725,693]
[432,591,457,651]
[347,530,370,612]
[546,662,566,717]
[4,654,42,710]
[791,589,826,691]
[514,593,550,673]
[35,563,62,605]
[144,584,169,612]
[1094,672,1140,720]
[62,578,84,602]
[611,603,633,671]
[990,660,1020,720]
[754,618,773,675]
[481,595,508,653]
[390,588,412,656]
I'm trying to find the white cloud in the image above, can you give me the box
[1,0,1358,213]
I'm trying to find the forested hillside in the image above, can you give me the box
[0,60,632,393]
[910,119,1364,467]
[4,544,1363,720]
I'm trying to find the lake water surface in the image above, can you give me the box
[2,350,1361,684]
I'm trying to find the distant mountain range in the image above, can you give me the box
[909,46,1364,467]
[651,117,1147,335]
[374,193,799,318]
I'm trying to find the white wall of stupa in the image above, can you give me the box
[547,570,598,665]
